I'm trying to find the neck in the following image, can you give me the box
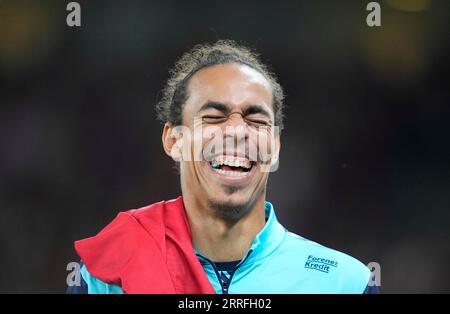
[182,193,266,262]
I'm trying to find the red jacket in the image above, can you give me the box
[74,196,216,294]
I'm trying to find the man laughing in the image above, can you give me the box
[68,40,377,294]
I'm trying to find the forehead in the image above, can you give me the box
[185,63,273,113]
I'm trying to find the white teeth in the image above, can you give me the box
[210,156,252,169]
[212,168,249,177]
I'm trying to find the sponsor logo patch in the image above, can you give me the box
[304,255,338,273]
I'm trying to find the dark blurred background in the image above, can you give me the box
[0,0,449,293]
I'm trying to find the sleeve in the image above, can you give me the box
[66,261,123,294]
[363,284,380,294]
[362,266,380,294]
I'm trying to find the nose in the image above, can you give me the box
[224,112,249,140]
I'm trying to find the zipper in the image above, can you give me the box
[222,249,253,294]
[197,249,254,294]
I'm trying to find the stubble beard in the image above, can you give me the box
[207,183,266,222]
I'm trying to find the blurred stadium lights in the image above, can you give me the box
[0,1,60,72]
[385,0,432,12]
[358,0,437,82]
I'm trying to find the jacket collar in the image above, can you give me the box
[243,201,287,264]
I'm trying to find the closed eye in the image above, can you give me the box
[247,118,270,125]
[202,115,227,123]
[245,115,272,126]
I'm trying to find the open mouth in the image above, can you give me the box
[208,156,255,177]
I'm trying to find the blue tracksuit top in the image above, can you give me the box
[70,201,375,294]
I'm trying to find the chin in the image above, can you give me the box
[206,190,258,221]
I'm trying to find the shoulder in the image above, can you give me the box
[73,197,184,293]
[80,263,124,294]
[279,231,371,293]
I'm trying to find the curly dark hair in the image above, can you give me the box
[156,40,285,131]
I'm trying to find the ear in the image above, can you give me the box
[162,123,182,161]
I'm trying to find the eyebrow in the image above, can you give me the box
[198,101,272,119]
[198,101,229,113]
[243,105,272,119]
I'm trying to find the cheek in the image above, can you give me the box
[200,125,225,160]
[182,124,214,162]
[249,129,274,162]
